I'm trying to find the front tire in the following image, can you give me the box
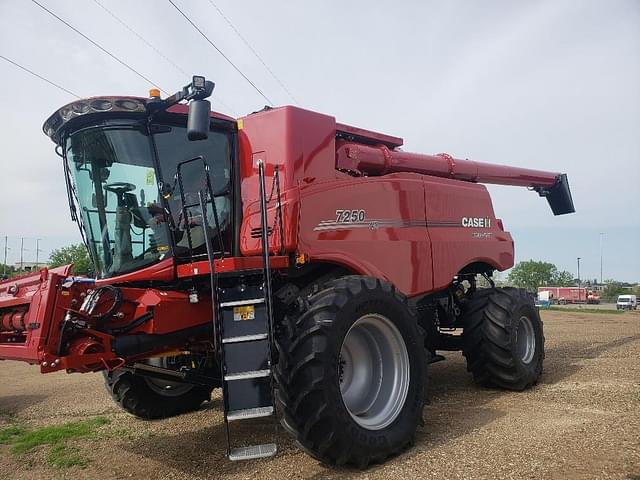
[103,357,213,419]
[462,287,544,390]
[275,276,426,467]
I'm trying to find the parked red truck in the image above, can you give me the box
[538,287,600,304]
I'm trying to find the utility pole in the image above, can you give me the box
[20,237,24,271]
[599,232,605,285]
[3,236,7,276]
[35,238,43,269]
[577,257,581,302]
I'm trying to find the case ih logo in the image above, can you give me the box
[461,217,491,228]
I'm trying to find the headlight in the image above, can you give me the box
[72,102,90,114]
[90,99,113,111]
[115,99,140,111]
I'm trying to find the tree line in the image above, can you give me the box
[504,259,638,301]
[1,246,638,302]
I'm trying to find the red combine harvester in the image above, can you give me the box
[0,77,574,465]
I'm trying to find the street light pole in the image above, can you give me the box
[577,257,581,303]
[599,233,605,285]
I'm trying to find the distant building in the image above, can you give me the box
[14,261,49,272]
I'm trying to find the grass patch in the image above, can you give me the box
[0,424,26,443]
[0,417,110,468]
[48,444,88,468]
[547,306,625,315]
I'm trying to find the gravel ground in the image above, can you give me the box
[0,310,639,480]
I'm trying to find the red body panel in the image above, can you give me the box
[238,106,514,297]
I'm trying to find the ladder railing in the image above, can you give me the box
[257,158,279,453]
[265,165,285,255]
[174,156,225,261]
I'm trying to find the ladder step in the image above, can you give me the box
[227,406,274,422]
[220,298,265,307]
[229,443,277,461]
[222,333,268,344]
[224,369,271,381]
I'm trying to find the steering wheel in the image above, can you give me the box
[104,182,136,195]
[105,182,136,207]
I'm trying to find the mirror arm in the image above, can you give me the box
[146,77,215,116]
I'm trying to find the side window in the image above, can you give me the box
[153,125,232,256]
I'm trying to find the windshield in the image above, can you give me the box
[66,122,170,278]
[65,119,232,279]
[618,297,630,303]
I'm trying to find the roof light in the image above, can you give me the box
[59,107,73,120]
[72,102,90,114]
[149,88,161,98]
[115,99,141,111]
[192,76,205,88]
[90,99,113,111]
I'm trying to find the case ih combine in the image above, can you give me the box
[0,77,574,466]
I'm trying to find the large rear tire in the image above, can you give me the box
[462,287,544,390]
[103,357,213,419]
[274,276,426,468]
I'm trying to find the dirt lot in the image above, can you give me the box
[1,310,639,480]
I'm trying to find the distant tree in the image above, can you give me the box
[48,244,94,277]
[552,270,575,287]
[507,260,559,292]
[0,263,18,280]
[602,280,626,302]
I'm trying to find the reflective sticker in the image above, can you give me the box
[233,305,255,321]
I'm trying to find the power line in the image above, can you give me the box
[168,0,274,106]
[207,0,297,104]
[91,0,188,78]
[90,0,236,115]
[30,0,168,95]
[0,54,80,98]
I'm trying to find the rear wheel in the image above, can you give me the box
[103,356,213,419]
[275,276,426,467]
[462,287,544,390]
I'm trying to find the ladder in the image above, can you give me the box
[197,159,279,461]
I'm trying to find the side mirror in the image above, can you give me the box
[187,99,211,141]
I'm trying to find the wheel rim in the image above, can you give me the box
[143,357,194,397]
[515,316,536,364]
[338,313,410,430]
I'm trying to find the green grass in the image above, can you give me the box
[47,444,88,468]
[0,417,110,468]
[547,306,625,315]
[0,424,26,443]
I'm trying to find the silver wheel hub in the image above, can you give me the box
[515,316,536,364]
[339,314,410,430]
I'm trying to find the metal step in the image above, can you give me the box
[229,443,277,461]
[220,298,265,308]
[222,333,268,344]
[224,369,271,381]
[227,406,274,422]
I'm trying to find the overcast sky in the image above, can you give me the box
[0,0,638,282]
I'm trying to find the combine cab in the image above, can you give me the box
[0,76,574,466]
